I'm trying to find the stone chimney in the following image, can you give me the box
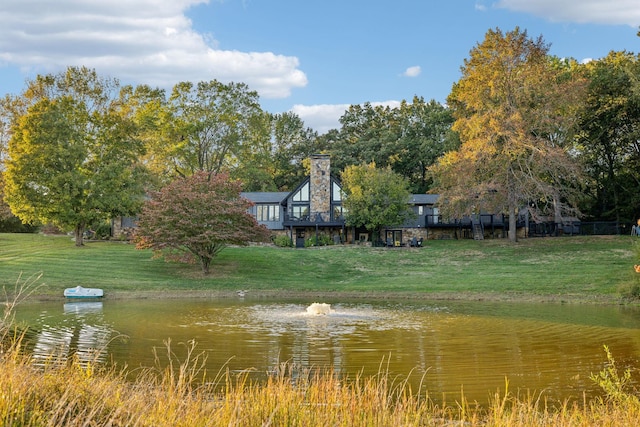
[310,154,331,221]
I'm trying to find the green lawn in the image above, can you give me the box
[1,232,638,301]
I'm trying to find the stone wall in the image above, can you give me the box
[401,228,429,241]
[110,216,137,240]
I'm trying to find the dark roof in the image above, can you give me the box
[241,192,289,204]
[242,191,438,205]
[409,194,439,205]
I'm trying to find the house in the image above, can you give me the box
[242,154,347,247]
[242,154,506,246]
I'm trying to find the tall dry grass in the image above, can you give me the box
[2,339,640,426]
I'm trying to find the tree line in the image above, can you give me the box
[1,27,639,244]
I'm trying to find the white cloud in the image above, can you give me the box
[0,0,307,98]
[291,103,351,134]
[371,100,403,109]
[403,66,422,78]
[495,0,640,27]
[291,100,402,134]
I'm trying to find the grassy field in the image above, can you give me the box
[1,232,638,302]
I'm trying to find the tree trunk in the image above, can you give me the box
[74,223,85,247]
[508,203,518,243]
[553,193,563,236]
[200,256,211,275]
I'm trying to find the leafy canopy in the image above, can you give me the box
[328,98,457,193]
[341,163,415,241]
[135,171,271,274]
[164,80,265,178]
[576,51,640,222]
[3,66,147,245]
[431,27,585,241]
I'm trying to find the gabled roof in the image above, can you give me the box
[279,174,344,207]
[241,192,289,204]
[242,191,438,206]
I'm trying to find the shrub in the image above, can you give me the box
[620,240,640,299]
[0,216,38,233]
[618,280,640,300]
[305,234,333,247]
[590,345,640,406]
[86,221,112,240]
[272,235,293,247]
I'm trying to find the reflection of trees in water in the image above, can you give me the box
[30,302,113,368]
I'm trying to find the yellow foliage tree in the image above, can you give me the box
[431,27,585,241]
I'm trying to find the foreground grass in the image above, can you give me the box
[1,335,640,426]
[1,233,638,301]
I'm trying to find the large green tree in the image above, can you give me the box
[121,84,170,189]
[162,80,266,178]
[431,28,585,241]
[576,51,640,222]
[330,103,397,174]
[268,112,322,191]
[341,163,415,244]
[135,171,271,274]
[0,174,12,222]
[392,97,459,193]
[327,99,456,193]
[0,95,14,222]
[3,67,147,245]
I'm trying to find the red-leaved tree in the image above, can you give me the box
[135,172,271,274]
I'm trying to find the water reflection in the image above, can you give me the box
[14,299,640,404]
[29,301,112,368]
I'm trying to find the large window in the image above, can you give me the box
[291,205,309,220]
[257,204,280,222]
[331,181,343,221]
[292,182,309,202]
[332,182,342,201]
[290,181,310,220]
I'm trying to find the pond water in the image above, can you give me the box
[12,298,640,404]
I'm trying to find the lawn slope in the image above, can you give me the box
[1,233,637,302]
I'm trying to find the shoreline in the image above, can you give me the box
[25,289,626,305]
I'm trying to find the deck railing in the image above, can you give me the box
[283,212,345,225]
[529,221,634,236]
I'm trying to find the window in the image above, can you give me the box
[292,182,309,202]
[291,205,309,220]
[257,205,280,222]
[333,205,344,220]
[418,206,424,215]
[332,182,342,201]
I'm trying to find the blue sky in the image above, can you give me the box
[1,1,639,133]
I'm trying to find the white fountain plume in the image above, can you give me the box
[306,302,332,315]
